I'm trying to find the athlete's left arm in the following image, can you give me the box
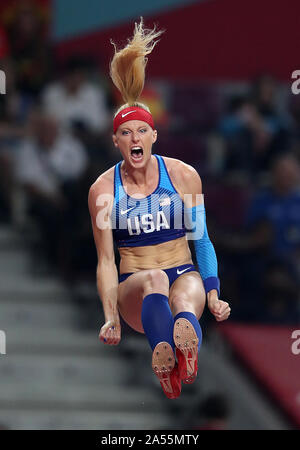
[176,162,231,322]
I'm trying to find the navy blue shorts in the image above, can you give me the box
[119,263,197,288]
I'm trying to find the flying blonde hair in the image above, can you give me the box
[110,17,164,117]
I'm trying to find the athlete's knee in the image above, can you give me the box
[143,269,169,297]
[170,291,191,312]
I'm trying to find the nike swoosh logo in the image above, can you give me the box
[176,267,192,275]
[121,110,136,118]
[120,206,135,215]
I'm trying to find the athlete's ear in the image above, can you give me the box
[112,134,118,148]
[152,129,158,143]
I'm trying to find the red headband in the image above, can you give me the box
[113,106,155,134]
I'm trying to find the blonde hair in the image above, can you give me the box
[110,17,164,117]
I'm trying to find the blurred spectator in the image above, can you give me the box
[251,74,279,118]
[5,0,53,101]
[218,83,288,180]
[42,55,110,136]
[215,153,300,321]
[247,153,300,262]
[218,95,270,178]
[250,74,288,129]
[0,58,30,223]
[14,111,89,278]
[250,73,289,157]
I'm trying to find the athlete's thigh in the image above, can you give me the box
[169,271,206,320]
[118,269,169,334]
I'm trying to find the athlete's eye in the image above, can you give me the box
[121,130,130,135]
[139,128,147,133]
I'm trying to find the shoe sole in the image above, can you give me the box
[173,318,199,381]
[152,342,176,397]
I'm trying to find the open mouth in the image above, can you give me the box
[130,146,143,161]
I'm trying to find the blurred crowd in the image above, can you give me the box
[0,1,299,329]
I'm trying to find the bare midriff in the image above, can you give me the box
[119,236,193,274]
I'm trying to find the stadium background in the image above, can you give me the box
[0,0,299,430]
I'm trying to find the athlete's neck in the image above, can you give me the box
[122,154,157,188]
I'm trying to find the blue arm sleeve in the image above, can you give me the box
[185,204,220,296]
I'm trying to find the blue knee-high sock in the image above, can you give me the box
[142,293,175,352]
[174,312,202,351]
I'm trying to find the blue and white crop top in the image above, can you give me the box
[111,154,186,247]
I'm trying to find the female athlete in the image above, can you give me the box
[88,19,231,399]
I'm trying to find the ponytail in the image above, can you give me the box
[110,17,164,116]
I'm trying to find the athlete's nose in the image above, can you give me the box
[131,132,140,143]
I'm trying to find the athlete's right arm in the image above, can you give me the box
[88,179,121,345]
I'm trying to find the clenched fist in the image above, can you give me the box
[208,298,231,322]
[99,319,121,345]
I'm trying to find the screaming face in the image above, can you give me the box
[113,120,157,168]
